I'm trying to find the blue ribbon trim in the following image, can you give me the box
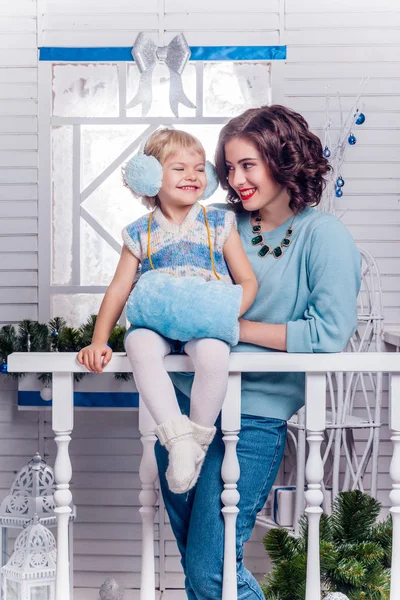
[18,391,139,408]
[39,46,286,62]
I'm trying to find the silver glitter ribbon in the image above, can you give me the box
[127,32,196,117]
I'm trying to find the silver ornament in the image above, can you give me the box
[40,386,52,402]
[324,593,349,600]
[128,32,195,117]
[99,578,124,600]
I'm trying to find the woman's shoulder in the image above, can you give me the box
[300,207,353,238]
[300,208,360,261]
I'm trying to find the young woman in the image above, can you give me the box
[155,105,362,599]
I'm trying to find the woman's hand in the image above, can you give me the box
[77,344,113,373]
[239,318,252,343]
[239,318,287,351]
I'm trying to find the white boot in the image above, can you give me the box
[191,421,217,452]
[187,421,217,485]
[155,415,204,494]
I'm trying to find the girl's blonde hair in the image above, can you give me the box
[124,128,206,209]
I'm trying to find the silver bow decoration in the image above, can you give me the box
[127,32,196,117]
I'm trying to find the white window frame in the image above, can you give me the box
[38,59,284,322]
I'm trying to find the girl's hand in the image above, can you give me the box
[77,344,113,373]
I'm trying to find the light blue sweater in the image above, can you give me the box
[172,206,361,421]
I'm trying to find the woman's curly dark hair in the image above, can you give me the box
[215,104,331,213]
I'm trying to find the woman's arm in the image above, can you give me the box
[240,219,361,354]
[77,246,139,371]
[286,221,361,354]
[239,320,287,351]
[223,227,258,316]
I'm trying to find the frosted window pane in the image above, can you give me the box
[31,585,50,600]
[6,580,20,600]
[52,294,104,327]
[81,219,119,286]
[204,63,271,117]
[177,124,228,206]
[53,64,119,117]
[81,125,147,191]
[52,126,73,285]
[82,167,148,241]
[127,63,196,117]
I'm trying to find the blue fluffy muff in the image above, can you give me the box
[126,271,242,346]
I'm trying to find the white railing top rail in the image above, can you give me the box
[7,351,400,374]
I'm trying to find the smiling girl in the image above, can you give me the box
[77,128,257,495]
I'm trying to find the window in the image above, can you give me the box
[44,60,272,325]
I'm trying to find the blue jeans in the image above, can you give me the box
[154,391,287,599]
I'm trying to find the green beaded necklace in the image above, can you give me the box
[251,213,296,259]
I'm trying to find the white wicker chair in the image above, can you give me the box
[258,247,384,535]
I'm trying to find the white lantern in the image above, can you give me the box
[0,454,56,525]
[0,454,75,593]
[1,516,56,600]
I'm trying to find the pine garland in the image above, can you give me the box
[0,315,131,383]
[262,491,391,600]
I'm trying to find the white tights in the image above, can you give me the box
[125,328,230,427]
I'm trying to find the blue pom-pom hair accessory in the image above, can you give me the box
[122,138,219,201]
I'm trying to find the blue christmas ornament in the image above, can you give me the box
[336,176,345,188]
[0,363,8,374]
[335,188,343,198]
[355,112,365,125]
[323,146,331,158]
[348,134,357,145]
[51,330,58,337]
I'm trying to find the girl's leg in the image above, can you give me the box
[125,328,181,424]
[156,411,287,600]
[184,338,230,427]
[125,329,203,493]
[184,338,230,461]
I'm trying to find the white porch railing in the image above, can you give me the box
[7,351,400,600]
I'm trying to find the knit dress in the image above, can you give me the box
[122,202,235,283]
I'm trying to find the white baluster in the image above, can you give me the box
[389,373,400,600]
[138,396,158,600]
[305,373,326,600]
[294,407,306,536]
[221,372,241,600]
[52,372,74,600]
[332,372,344,500]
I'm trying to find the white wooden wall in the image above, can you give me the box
[0,0,38,325]
[283,0,400,327]
[0,0,399,596]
